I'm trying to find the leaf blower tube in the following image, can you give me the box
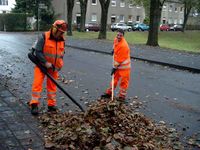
[28,51,85,112]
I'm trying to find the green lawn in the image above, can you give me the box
[71,31,200,53]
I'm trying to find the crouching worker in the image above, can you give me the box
[29,20,67,115]
[101,29,131,102]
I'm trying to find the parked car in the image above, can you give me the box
[110,23,132,32]
[85,23,100,32]
[160,24,170,31]
[133,23,149,31]
[170,24,183,31]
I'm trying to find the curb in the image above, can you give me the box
[67,45,200,74]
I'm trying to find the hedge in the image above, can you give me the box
[0,13,28,31]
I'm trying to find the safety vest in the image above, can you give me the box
[43,31,65,71]
[113,37,131,69]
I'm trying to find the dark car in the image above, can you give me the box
[170,24,183,31]
[85,23,100,32]
[160,24,170,31]
[133,23,149,31]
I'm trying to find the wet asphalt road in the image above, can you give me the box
[0,32,200,148]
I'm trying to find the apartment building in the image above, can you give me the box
[52,0,145,25]
[52,0,184,26]
[161,1,184,25]
[0,0,15,13]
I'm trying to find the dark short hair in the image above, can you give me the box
[117,29,124,36]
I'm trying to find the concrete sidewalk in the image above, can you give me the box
[67,38,200,73]
[0,84,44,150]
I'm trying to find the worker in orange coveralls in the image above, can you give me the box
[29,20,67,115]
[101,29,131,102]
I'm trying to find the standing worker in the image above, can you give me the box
[29,20,67,115]
[101,29,131,102]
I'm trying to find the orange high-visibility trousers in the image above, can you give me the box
[106,69,130,98]
[30,66,58,106]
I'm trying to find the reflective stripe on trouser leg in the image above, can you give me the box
[118,69,130,98]
[30,66,45,105]
[46,69,58,106]
[106,70,120,95]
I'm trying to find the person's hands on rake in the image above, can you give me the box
[111,68,117,76]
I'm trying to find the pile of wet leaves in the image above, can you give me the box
[38,99,183,150]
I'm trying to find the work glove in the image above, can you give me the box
[111,68,117,76]
[44,62,52,69]
[111,49,114,55]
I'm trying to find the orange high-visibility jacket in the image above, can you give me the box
[113,37,131,69]
[43,31,65,71]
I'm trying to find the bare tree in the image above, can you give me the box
[79,0,88,32]
[98,0,110,39]
[146,0,166,46]
[67,0,74,36]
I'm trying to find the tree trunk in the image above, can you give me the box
[146,0,162,46]
[80,0,88,32]
[98,0,110,39]
[182,2,191,32]
[67,0,74,36]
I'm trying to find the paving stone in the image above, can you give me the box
[2,96,18,105]
[0,90,13,98]
[8,122,30,131]
[0,129,13,139]
[19,136,43,147]
[13,130,35,140]
[3,138,20,148]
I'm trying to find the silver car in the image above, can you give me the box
[111,23,132,32]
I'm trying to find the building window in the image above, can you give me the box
[179,19,183,24]
[169,5,173,12]
[0,0,8,5]
[175,7,177,12]
[174,19,177,24]
[129,4,133,8]
[136,16,140,22]
[128,15,132,22]
[111,15,116,23]
[136,5,141,9]
[168,18,172,24]
[180,7,183,12]
[76,0,80,4]
[111,0,116,7]
[92,0,97,5]
[119,15,124,22]
[91,13,97,22]
[120,0,125,7]
[163,4,167,11]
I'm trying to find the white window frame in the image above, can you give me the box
[179,19,183,24]
[119,15,124,22]
[163,4,167,11]
[128,15,133,22]
[91,14,97,22]
[0,0,8,5]
[91,0,97,5]
[175,7,177,12]
[120,0,125,7]
[129,3,133,8]
[111,0,116,7]
[136,5,141,9]
[180,7,184,13]
[136,15,140,22]
[169,5,173,12]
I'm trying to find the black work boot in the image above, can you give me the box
[101,93,111,99]
[30,104,39,115]
[48,106,58,112]
[117,97,128,105]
